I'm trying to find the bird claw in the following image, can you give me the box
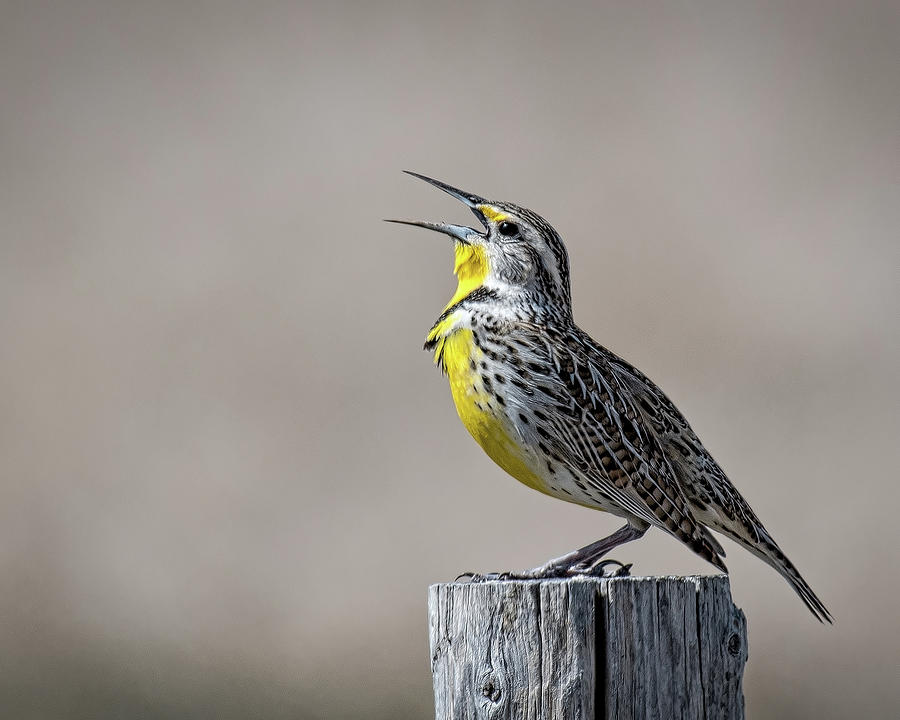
[592,559,633,577]
[569,559,633,578]
[455,572,506,583]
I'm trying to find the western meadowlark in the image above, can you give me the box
[389,172,831,622]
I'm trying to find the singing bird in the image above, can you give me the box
[389,172,831,622]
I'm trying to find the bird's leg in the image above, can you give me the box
[456,544,601,582]
[496,522,648,580]
[504,545,599,580]
[567,522,648,577]
[454,523,648,582]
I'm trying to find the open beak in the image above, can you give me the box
[385,171,489,244]
[384,219,481,244]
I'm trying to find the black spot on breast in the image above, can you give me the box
[506,350,523,368]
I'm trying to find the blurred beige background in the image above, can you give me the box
[2,1,898,717]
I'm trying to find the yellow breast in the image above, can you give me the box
[438,328,547,493]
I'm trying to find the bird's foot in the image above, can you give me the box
[496,560,577,580]
[455,563,572,583]
[455,558,632,583]
[568,558,633,578]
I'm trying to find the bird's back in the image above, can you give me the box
[556,321,831,622]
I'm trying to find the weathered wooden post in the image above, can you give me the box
[428,576,747,720]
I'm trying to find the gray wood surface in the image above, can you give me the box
[428,576,747,720]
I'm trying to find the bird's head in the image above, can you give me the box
[388,172,572,316]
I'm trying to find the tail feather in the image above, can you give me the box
[765,541,833,624]
[714,525,832,623]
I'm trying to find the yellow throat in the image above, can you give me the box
[425,242,546,493]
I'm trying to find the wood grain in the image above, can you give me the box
[429,576,747,719]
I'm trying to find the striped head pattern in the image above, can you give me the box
[388,172,573,318]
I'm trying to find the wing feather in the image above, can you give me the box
[521,322,727,570]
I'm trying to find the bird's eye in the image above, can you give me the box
[498,221,519,237]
